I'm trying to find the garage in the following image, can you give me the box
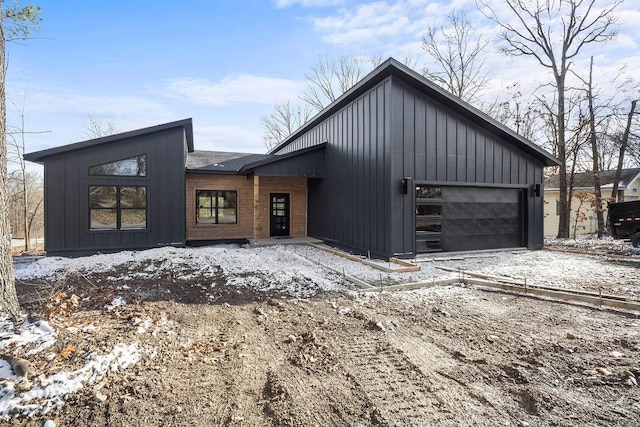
[416,185,525,253]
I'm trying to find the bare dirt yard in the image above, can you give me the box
[4,241,640,426]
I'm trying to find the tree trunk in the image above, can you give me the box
[0,9,21,319]
[611,99,637,201]
[587,57,604,237]
[556,76,570,238]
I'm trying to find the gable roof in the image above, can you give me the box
[24,118,194,164]
[268,58,559,167]
[545,168,640,189]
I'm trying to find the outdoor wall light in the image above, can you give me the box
[531,183,541,197]
[402,177,412,194]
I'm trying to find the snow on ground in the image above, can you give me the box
[546,235,640,256]
[0,317,141,420]
[14,245,353,298]
[7,240,639,420]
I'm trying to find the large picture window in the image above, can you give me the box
[90,186,147,230]
[196,190,237,224]
[89,155,147,176]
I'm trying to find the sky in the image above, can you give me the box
[7,0,640,174]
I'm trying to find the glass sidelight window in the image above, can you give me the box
[415,185,443,252]
[89,185,147,230]
[196,190,237,224]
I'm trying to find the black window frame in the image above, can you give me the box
[88,155,147,177]
[416,185,443,252]
[89,185,147,231]
[196,190,238,225]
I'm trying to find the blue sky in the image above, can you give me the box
[8,0,640,171]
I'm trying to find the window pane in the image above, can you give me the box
[121,186,146,208]
[416,220,442,232]
[416,205,441,216]
[218,208,237,224]
[196,190,214,208]
[90,186,117,208]
[90,209,117,229]
[222,191,237,208]
[198,208,215,223]
[89,155,147,176]
[416,186,441,199]
[121,209,147,229]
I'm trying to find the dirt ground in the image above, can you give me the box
[7,245,640,427]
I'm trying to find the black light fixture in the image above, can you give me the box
[532,183,541,197]
[402,177,412,194]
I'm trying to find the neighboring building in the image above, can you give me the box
[25,58,558,257]
[543,168,640,236]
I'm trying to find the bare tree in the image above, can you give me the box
[479,0,622,238]
[261,101,313,150]
[611,99,638,199]
[422,9,493,102]
[585,57,605,236]
[1,1,42,318]
[299,55,372,112]
[486,83,543,141]
[83,114,117,139]
[7,96,47,251]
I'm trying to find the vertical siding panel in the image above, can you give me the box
[467,128,476,182]
[426,101,437,181]
[436,108,447,181]
[485,138,494,183]
[414,96,426,182]
[446,115,457,181]
[456,121,467,182]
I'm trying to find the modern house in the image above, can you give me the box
[24,58,558,257]
[543,168,640,236]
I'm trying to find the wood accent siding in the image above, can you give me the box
[257,177,307,238]
[186,174,307,241]
[186,174,254,240]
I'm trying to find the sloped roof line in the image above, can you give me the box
[186,143,326,175]
[544,167,640,189]
[24,118,194,163]
[267,57,559,167]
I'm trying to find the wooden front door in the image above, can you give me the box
[270,193,290,237]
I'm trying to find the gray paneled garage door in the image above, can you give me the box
[416,186,524,253]
[442,187,524,251]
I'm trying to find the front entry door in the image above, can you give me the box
[270,193,290,237]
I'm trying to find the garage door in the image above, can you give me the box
[416,186,524,253]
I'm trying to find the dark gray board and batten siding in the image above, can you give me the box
[390,78,545,255]
[273,74,547,257]
[274,78,393,257]
[42,127,187,255]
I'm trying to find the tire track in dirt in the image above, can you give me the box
[174,304,282,426]
[330,334,452,426]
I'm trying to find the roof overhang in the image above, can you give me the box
[268,58,559,167]
[24,118,194,164]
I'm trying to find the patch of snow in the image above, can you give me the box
[0,343,140,420]
[0,319,57,356]
[105,297,127,311]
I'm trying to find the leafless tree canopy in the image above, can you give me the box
[478,0,622,238]
[299,55,373,112]
[422,9,493,103]
[83,114,118,139]
[261,101,313,150]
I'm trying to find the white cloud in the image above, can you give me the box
[310,0,476,48]
[194,124,265,153]
[165,74,305,107]
[274,0,344,8]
